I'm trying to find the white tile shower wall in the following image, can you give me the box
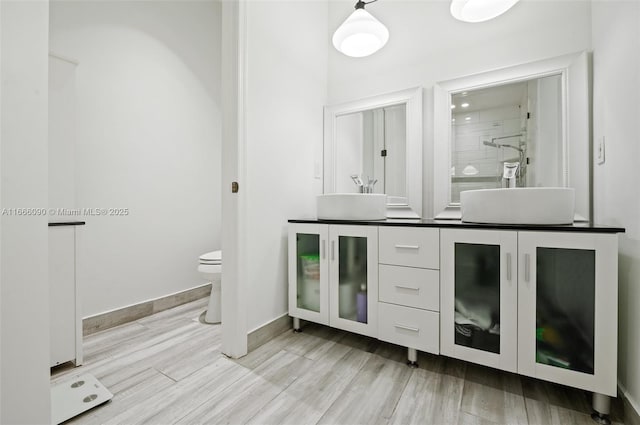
[451,105,522,200]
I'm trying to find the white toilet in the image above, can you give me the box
[198,250,222,324]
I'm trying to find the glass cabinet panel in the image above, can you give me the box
[338,236,368,323]
[454,243,501,354]
[295,233,320,312]
[536,247,595,375]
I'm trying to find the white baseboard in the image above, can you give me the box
[619,381,640,425]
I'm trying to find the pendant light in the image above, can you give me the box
[450,0,520,23]
[332,0,389,58]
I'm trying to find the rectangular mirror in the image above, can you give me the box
[324,87,423,218]
[450,74,563,202]
[434,52,590,221]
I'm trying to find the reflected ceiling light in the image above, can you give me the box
[465,116,471,121]
[451,104,456,109]
[333,0,389,58]
[461,102,470,108]
[450,0,520,23]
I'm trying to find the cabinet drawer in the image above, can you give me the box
[379,227,439,269]
[378,302,439,354]
[379,264,439,311]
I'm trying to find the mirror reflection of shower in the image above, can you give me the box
[450,73,563,203]
[482,134,526,187]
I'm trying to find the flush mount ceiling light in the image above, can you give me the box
[333,0,389,58]
[450,0,520,23]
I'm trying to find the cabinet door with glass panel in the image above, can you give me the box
[288,223,329,326]
[440,229,518,373]
[328,225,378,337]
[518,232,618,396]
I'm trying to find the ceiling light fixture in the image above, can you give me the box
[333,0,389,58]
[450,0,520,23]
[461,102,470,108]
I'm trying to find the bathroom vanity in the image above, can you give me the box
[288,219,624,411]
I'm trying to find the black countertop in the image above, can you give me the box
[48,221,86,227]
[288,218,625,233]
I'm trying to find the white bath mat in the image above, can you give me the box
[51,373,113,424]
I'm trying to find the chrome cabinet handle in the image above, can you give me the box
[524,253,531,283]
[331,240,335,261]
[321,240,326,260]
[395,285,420,292]
[506,253,512,281]
[395,244,420,250]
[394,323,420,333]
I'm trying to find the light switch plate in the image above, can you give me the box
[596,136,605,165]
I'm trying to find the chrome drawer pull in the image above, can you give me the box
[395,244,420,250]
[394,323,419,333]
[395,285,420,292]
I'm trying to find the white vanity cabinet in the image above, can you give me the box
[440,228,618,396]
[288,223,378,337]
[377,227,440,355]
[517,231,618,396]
[440,229,518,372]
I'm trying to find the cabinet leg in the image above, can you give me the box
[591,393,611,425]
[293,317,301,333]
[407,347,418,368]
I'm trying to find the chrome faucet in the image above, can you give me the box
[351,174,378,193]
[503,162,519,188]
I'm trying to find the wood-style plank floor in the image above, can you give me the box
[51,298,625,424]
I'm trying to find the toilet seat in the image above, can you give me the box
[199,250,221,265]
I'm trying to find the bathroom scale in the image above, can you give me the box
[51,373,113,424]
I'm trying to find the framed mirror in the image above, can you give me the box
[324,87,423,218]
[433,52,590,221]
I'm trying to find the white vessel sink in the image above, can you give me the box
[317,193,387,221]
[460,188,575,225]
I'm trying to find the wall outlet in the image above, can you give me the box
[596,136,606,165]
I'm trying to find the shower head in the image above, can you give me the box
[484,138,525,153]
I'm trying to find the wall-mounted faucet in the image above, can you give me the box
[351,174,378,193]
[502,162,519,188]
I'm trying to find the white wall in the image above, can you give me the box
[244,0,327,332]
[0,1,51,423]
[49,0,222,316]
[335,113,364,193]
[328,0,592,217]
[591,0,640,414]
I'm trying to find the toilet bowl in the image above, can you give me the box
[198,250,221,324]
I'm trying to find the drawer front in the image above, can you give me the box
[378,302,439,354]
[379,264,439,311]
[379,227,439,269]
